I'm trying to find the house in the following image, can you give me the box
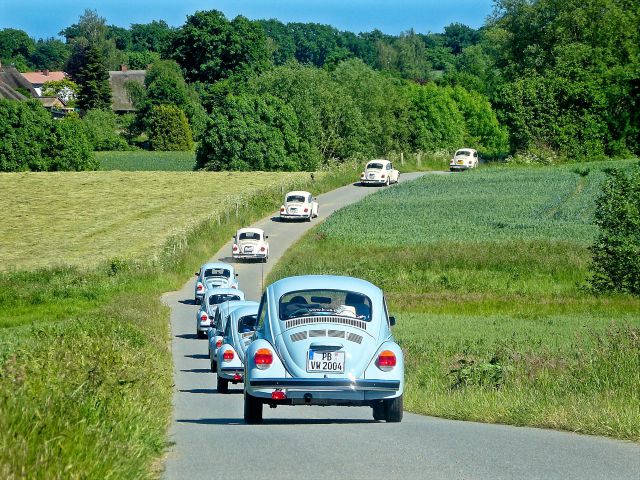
[108,65,146,113]
[20,70,67,96]
[36,96,74,118]
[0,62,37,100]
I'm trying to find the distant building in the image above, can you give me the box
[0,62,37,100]
[20,70,67,96]
[108,65,146,113]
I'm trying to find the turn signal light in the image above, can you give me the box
[255,348,273,369]
[223,350,234,362]
[377,350,396,371]
[215,339,223,348]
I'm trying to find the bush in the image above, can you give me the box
[589,164,640,294]
[0,99,96,172]
[148,105,193,151]
[82,109,130,151]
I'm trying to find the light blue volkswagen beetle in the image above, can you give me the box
[215,304,260,393]
[208,300,259,371]
[243,275,404,424]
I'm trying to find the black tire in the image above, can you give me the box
[209,353,216,372]
[372,403,385,421]
[383,395,403,422]
[196,329,206,339]
[306,213,312,222]
[244,391,263,424]
[217,376,229,393]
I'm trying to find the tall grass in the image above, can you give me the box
[267,160,640,441]
[0,163,359,479]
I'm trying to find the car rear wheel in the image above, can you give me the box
[244,391,263,424]
[372,402,385,421]
[383,395,403,422]
[217,376,229,393]
[209,354,216,372]
[196,329,206,339]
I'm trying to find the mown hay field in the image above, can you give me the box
[268,160,640,440]
[0,171,309,271]
[96,150,196,171]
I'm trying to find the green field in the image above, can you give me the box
[96,150,197,171]
[0,170,311,271]
[267,160,640,440]
[0,164,359,478]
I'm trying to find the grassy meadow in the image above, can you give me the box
[267,160,640,441]
[96,150,197,171]
[0,162,359,479]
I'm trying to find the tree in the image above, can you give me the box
[590,165,640,295]
[41,78,79,105]
[443,23,480,55]
[196,93,302,171]
[74,44,112,112]
[148,105,193,151]
[130,20,174,54]
[29,38,70,70]
[0,28,34,70]
[172,10,271,83]
[47,117,96,171]
[82,109,129,150]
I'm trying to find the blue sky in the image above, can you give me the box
[1,0,495,39]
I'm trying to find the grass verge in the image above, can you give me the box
[266,160,640,441]
[0,162,359,479]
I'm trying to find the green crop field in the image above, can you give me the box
[0,170,310,272]
[96,150,197,171]
[267,160,640,441]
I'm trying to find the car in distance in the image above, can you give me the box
[449,148,479,171]
[216,304,260,393]
[279,191,319,222]
[196,288,245,339]
[360,159,399,186]
[194,262,239,303]
[243,275,404,424]
[232,227,269,262]
[209,300,259,371]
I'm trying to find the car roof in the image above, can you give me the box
[367,159,390,165]
[229,304,260,320]
[219,300,258,314]
[285,190,311,197]
[455,148,476,153]
[206,287,244,296]
[269,275,382,301]
[200,262,234,271]
[237,227,264,235]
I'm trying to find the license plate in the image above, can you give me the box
[244,246,254,252]
[307,350,345,373]
[457,160,464,164]
[290,208,297,213]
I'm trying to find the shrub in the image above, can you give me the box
[47,116,96,171]
[148,105,193,151]
[82,109,130,151]
[589,164,640,294]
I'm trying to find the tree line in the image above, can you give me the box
[0,0,637,172]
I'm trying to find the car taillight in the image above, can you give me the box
[260,246,265,252]
[271,390,286,400]
[377,350,396,371]
[215,339,223,348]
[196,283,203,291]
[303,208,308,213]
[200,313,208,322]
[381,174,386,178]
[232,244,238,252]
[255,348,273,369]
[223,350,234,362]
[280,206,285,212]
[231,285,237,289]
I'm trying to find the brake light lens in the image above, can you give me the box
[200,313,208,322]
[280,206,285,212]
[381,174,386,178]
[196,283,203,291]
[377,350,396,371]
[271,390,286,400]
[260,246,265,252]
[232,244,238,252]
[222,350,234,362]
[255,348,273,369]
[231,285,237,289]
[215,339,223,348]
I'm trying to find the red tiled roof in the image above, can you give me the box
[21,71,67,84]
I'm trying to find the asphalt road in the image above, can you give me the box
[162,173,639,480]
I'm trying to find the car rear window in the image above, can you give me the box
[367,163,383,169]
[239,232,261,240]
[286,195,306,203]
[209,294,241,305]
[238,314,257,333]
[204,268,230,278]
[455,150,471,156]
[279,289,372,321]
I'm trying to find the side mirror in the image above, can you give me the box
[194,272,199,276]
[389,316,396,326]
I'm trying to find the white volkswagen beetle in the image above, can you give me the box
[232,227,269,262]
[360,159,399,186]
[450,148,479,171]
[279,191,319,221]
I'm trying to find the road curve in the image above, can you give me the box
[162,174,639,480]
